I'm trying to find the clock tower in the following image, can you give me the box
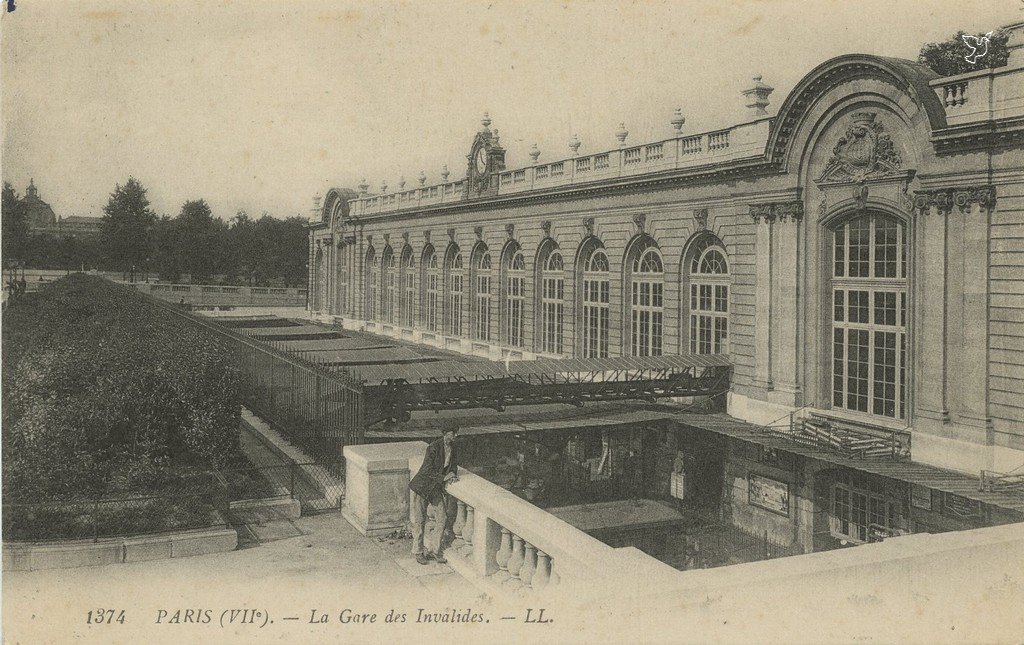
[465,112,506,199]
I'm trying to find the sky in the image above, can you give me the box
[1,0,1020,221]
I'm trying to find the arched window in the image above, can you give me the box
[423,246,440,332]
[400,246,415,327]
[312,246,324,311]
[687,236,729,355]
[382,247,397,324]
[629,244,663,357]
[446,250,464,336]
[582,248,610,358]
[506,250,526,348]
[473,250,492,341]
[337,243,349,316]
[364,246,377,321]
[831,213,907,419]
[540,250,565,355]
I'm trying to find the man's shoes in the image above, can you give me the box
[415,553,431,565]
[431,552,448,564]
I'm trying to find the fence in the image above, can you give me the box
[125,283,366,464]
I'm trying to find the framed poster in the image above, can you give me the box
[748,473,790,516]
[911,483,932,511]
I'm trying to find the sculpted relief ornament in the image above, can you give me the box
[817,112,902,184]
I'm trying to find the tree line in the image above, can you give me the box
[2,177,309,287]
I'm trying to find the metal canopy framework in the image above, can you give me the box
[353,354,732,426]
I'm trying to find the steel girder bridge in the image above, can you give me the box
[349,354,732,427]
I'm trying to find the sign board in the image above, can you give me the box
[911,484,932,511]
[748,473,790,516]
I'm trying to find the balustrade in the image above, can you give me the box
[941,81,969,108]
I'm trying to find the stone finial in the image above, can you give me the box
[671,108,686,134]
[441,165,450,182]
[742,74,774,117]
[529,144,541,163]
[492,129,501,147]
[398,176,406,190]
[569,134,581,156]
[380,180,388,193]
[418,171,426,186]
[358,179,370,195]
[481,112,492,132]
[615,122,629,146]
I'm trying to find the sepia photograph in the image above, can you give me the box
[2,1,1023,643]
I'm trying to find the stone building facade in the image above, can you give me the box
[309,28,1024,482]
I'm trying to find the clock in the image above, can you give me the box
[474,147,488,175]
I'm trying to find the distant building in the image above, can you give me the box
[21,179,56,228]
[21,180,103,238]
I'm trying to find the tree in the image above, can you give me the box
[100,177,157,278]
[2,182,30,263]
[175,199,221,283]
[918,30,1009,77]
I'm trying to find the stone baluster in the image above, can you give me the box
[548,555,560,586]
[533,550,551,590]
[452,501,466,548]
[520,542,537,589]
[505,535,525,589]
[494,528,513,581]
[461,506,475,556]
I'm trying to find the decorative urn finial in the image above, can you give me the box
[440,165,450,182]
[569,134,581,156]
[615,122,629,146]
[742,74,774,117]
[380,180,388,193]
[418,171,427,186]
[529,144,541,163]
[398,176,406,190]
[481,112,492,132]
[358,179,369,195]
[671,108,686,134]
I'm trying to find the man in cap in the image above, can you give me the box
[409,424,459,564]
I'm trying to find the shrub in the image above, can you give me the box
[2,275,245,503]
[918,29,1009,77]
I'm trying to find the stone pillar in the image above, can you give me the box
[751,204,774,392]
[341,441,428,536]
[771,202,803,405]
[957,193,994,433]
[914,191,951,425]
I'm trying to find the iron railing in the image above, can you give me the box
[123,283,366,463]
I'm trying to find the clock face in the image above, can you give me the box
[474,147,488,175]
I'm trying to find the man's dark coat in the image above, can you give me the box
[409,438,458,500]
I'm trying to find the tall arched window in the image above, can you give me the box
[364,246,377,321]
[540,250,565,355]
[382,247,397,324]
[582,248,610,358]
[831,213,907,419]
[312,246,324,311]
[423,246,440,332]
[506,250,526,348]
[446,249,464,336]
[400,246,415,327]
[337,243,349,316]
[687,236,729,354]
[473,250,492,341]
[629,244,663,357]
